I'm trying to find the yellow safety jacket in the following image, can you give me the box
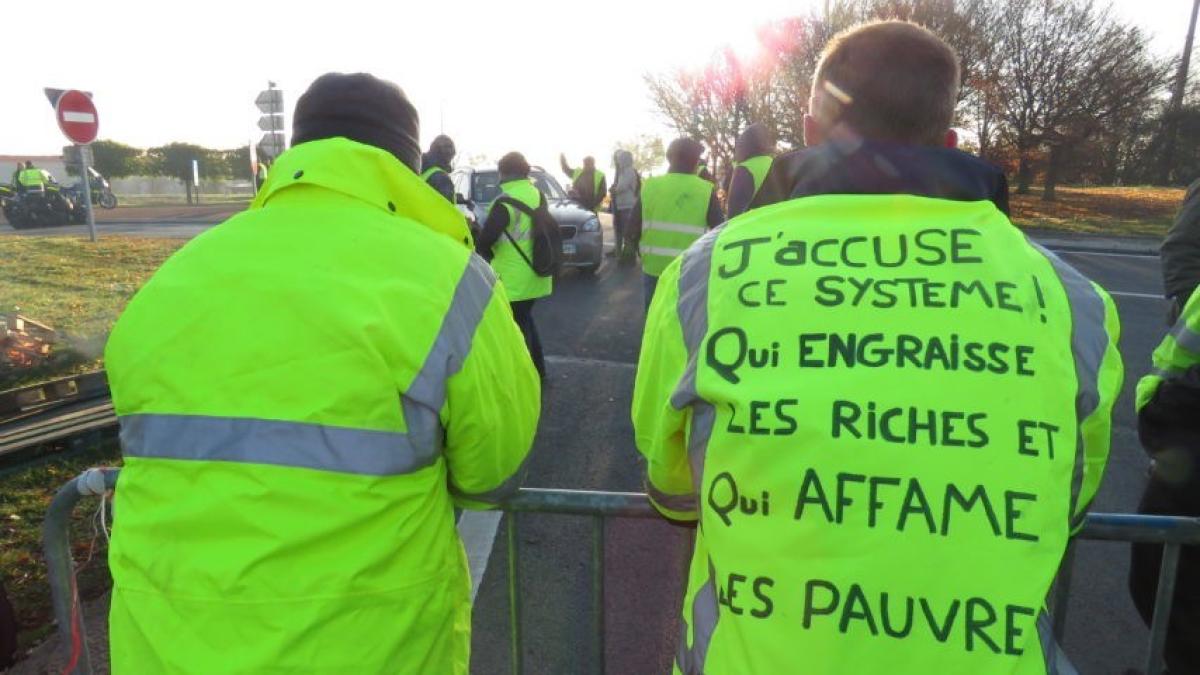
[736,155,772,201]
[17,168,47,187]
[105,137,540,674]
[633,194,1122,675]
[487,178,553,302]
[1138,286,1200,409]
[639,173,713,277]
[571,167,606,199]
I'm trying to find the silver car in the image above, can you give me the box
[451,166,604,275]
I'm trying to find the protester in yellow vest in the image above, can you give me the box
[105,72,538,674]
[628,137,724,311]
[476,151,553,381]
[421,134,457,202]
[560,153,608,211]
[725,123,774,219]
[17,161,53,190]
[1130,287,1200,674]
[632,22,1122,675]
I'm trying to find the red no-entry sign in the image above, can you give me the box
[54,90,98,145]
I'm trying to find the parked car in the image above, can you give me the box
[450,166,603,275]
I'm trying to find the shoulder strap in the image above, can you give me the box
[495,194,545,273]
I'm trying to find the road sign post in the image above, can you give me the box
[50,89,99,242]
[255,84,284,164]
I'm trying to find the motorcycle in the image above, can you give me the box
[4,184,83,229]
[66,168,117,209]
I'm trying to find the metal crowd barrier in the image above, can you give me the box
[42,469,1200,675]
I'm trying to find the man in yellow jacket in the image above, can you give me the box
[105,72,540,674]
[633,22,1121,674]
[476,152,552,381]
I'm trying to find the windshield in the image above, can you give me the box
[471,170,567,204]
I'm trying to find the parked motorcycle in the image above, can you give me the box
[4,185,83,229]
[66,168,117,209]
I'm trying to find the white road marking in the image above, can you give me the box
[457,510,504,603]
[546,355,637,369]
[62,111,96,123]
[1051,250,1156,259]
[1110,291,1164,300]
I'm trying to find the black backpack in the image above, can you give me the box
[494,192,562,277]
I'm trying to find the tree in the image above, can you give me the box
[89,140,145,178]
[613,135,666,174]
[145,143,209,204]
[220,146,254,181]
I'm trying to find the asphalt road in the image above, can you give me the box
[467,242,1172,675]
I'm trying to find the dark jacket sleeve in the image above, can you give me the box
[726,167,756,219]
[1161,179,1200,304]
[706,192,725,229]
[475,203,510,260]
[1138,365,1200,499]
[597,176,608,208]
[560,156,574,178]
[428,171,455,203]
[628,198,643,244]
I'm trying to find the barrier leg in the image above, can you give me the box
[41,468,117,675]
[591,515,606,675]
[1145,542,1181,675]
[507,513,523,675]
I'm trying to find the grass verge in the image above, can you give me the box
[0,236,186,390]
[1010,186,1183,237]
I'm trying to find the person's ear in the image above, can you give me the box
[944,129,959,149]
[803,114,824,147]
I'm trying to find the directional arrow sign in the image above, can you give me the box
[258,132,285,158]
[255,89,282,113]
[258,115,283,131]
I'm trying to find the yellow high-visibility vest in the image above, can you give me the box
[633,194,1123,674]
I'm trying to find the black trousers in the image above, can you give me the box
[1129,475,1200,674]
[510,299,545,380]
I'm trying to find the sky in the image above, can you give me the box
[0,0,1195,172]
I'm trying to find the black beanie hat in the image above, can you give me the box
[291,72,421,171]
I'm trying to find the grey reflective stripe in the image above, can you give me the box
[402,254,497,462]
[671,228,721,495]
[1152,365,1184,380]
[1170,317,1200,353]
[121,256,496,478]
[450,448,531,504]
[645,220,708,235]
[1032,241,1110,526]
[676,559,719,674]
[645,481,697,514]
[1036,610,1079,675]
[120,414,431,477]
[641,245,690,258]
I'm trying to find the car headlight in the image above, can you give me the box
[581,217,600,232]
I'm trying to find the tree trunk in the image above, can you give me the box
[1043,145,1061,202]
[184,179,193,205]
[1016,153,1033,195]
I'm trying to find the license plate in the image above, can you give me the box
[562,243,577,255]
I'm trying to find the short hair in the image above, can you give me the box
[811,21,960,146]
[498,152,530,180]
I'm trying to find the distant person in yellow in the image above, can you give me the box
[104,72,540,674]
[476,151,553,382]
[633,22,1121,674]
